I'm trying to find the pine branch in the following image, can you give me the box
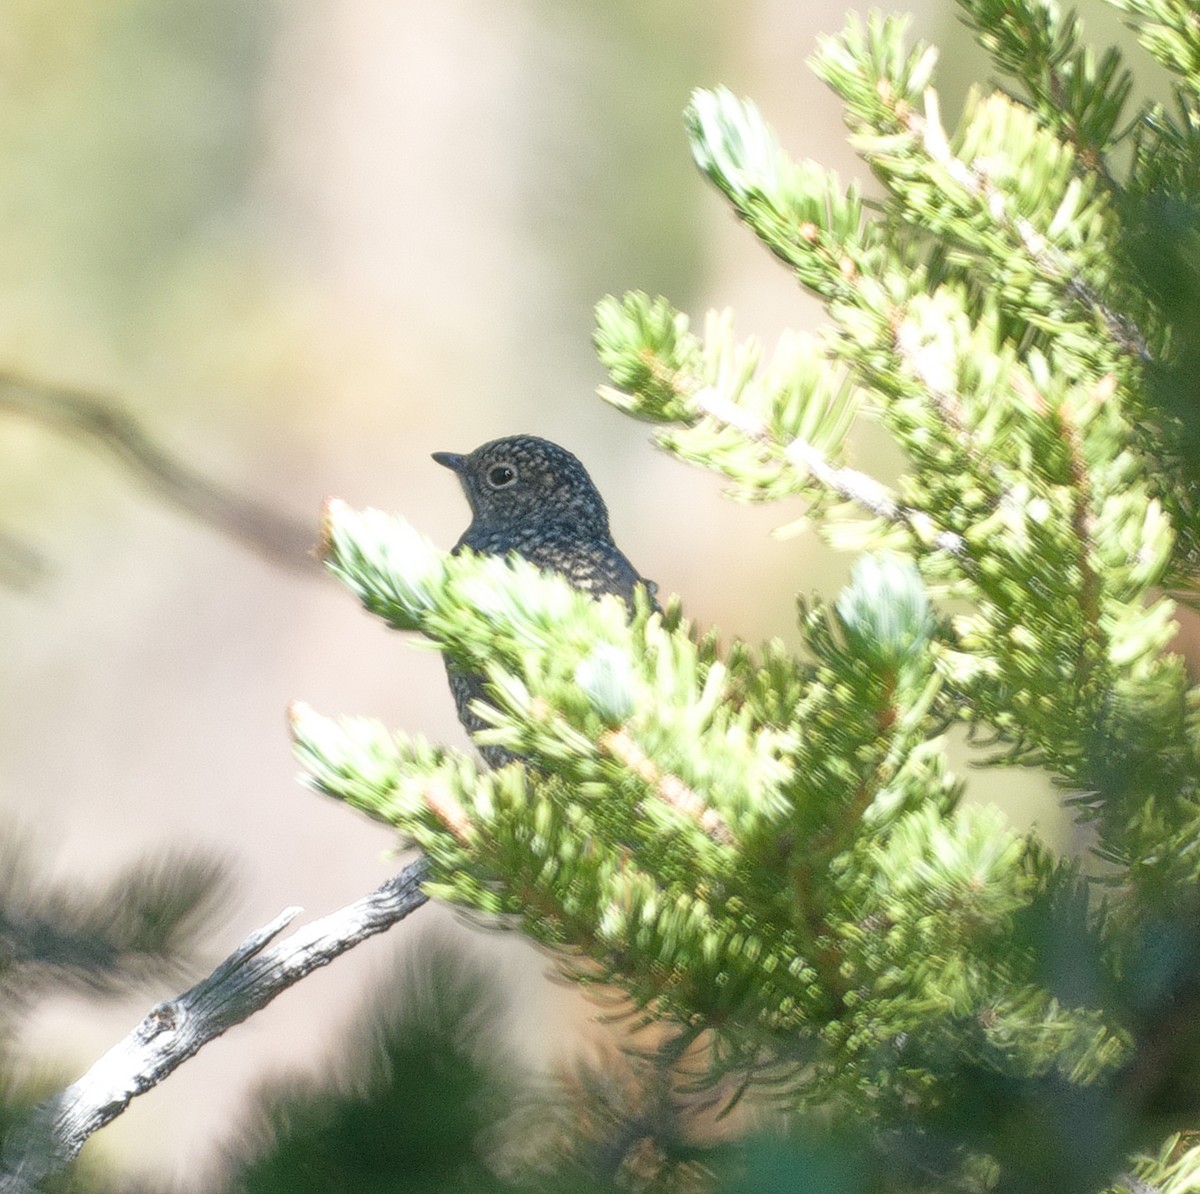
[1107,0,1200,106]
[957,0,1135,169]
[0,860,429,1194]
[299,7,1200,1189]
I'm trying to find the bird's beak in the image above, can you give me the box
[432,451,466,472]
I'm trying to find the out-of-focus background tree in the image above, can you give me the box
[0,0,1143,1185]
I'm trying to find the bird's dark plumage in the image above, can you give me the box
[435,434,656,765]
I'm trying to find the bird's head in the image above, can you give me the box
[433,435,612,536]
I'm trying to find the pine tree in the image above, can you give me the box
[293,0,1200,1188]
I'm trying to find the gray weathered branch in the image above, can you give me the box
[0,858,429,1194]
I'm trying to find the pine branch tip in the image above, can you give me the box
[317,496,347,562]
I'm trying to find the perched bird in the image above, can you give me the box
[434,434,657,765]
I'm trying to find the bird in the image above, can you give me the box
[433,434,658,766]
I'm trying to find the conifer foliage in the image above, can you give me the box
[296,0,1200,1188]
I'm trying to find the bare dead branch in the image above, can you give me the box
[0,371,319,574]
[0,858,429,1194]
[0,530,46,590]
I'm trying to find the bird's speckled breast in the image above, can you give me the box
[456,521,648,602]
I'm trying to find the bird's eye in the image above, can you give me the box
[487,464,517,488]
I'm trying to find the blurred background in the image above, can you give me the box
[0,0,1140,1186]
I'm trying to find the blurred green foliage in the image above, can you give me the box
[215,946,517,1194]
[0,836,228,1193]
[0,0,267,333]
